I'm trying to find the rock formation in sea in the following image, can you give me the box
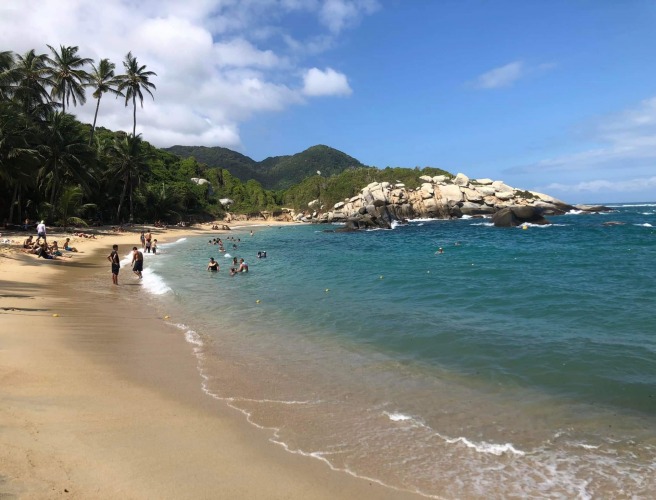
[300,173,605,228]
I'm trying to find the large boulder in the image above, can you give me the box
[454,173,470,186]
[438,184,463,204]
[492,206,550,227]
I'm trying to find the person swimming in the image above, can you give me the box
[207,257,219,271]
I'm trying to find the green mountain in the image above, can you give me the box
[164,145,259,182]
[164,144,366,190]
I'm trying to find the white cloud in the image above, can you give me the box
[511,96,656,174]
[0,0,370,149]
[473,61,524,89]
[540,176,656,194]
[302,67,352,96]
[471,60,556,89]
[319,0,380,33]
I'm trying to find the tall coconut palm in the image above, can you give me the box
[47,44,92,114]
[12,49,54,117]
[87,58,122,145]
[0,100,40,223]
[116,52,156,137]
[107,133,151,223]
[36,110,95,221]
[0,50,17,101]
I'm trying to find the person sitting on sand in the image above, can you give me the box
[207,257,219,271]
[63,238,78,252]
[23,235,33,248]
[36,242,54,259]
[50,241,63,256]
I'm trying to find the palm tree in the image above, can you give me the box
[107,133,151,223]
[36,111,95,221]
[116,52,156,137]
[0,100,40,223]
[47,44,92,114]
[12,49,54,117]
[0,50,16,101]
[87,58,122,145]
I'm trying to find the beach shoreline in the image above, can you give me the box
[0,223,420,499]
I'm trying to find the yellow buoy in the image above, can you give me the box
[52,313,59,317]
[256,300,261,303]
[164,315,170,319]
[325,288,330,292]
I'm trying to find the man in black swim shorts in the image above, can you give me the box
[107,244,121,285]
[131,246,143,279]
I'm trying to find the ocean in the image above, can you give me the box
[122,203,656,498]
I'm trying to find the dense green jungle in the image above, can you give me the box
[1,45,451,227]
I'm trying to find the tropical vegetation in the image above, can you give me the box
[1,43,454,229]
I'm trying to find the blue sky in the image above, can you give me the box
[3,0,656,203]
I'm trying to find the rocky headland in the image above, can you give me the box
[301,173,608,229]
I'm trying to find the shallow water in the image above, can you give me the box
[115,204,656,498]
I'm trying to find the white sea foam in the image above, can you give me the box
[162,237,187,247]
[384,411,413,422]
[409,217,441,223]
[224,253,232,258]
[174,323,203,347]
[445,436,526,456]
[141,268,172,295]
[635,223,653,227]
[470,222,494,226]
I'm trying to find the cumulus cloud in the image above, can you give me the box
[0,0,370,149]
[302,67,352,96]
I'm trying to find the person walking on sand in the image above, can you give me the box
[108,244,121,285]
[36,220,47,243]
[131,246,143,279]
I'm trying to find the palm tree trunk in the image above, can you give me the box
[132,94,136,137]
[129,175,134,223]
[89,95,101,145]
[9,184,18,223]
[116,173,129,223]
[49,170,59,222]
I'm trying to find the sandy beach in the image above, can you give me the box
[0,223,420,499]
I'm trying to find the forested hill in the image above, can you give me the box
[164,144,366,190]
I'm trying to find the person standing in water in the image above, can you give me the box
[107,244,120,285]
[131,246,143,279]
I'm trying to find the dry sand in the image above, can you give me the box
[0,224,421,499]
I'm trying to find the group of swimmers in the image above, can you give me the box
[207,256,249,275]
[139,231,158,254]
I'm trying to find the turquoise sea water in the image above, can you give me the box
[131,204,656,498]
